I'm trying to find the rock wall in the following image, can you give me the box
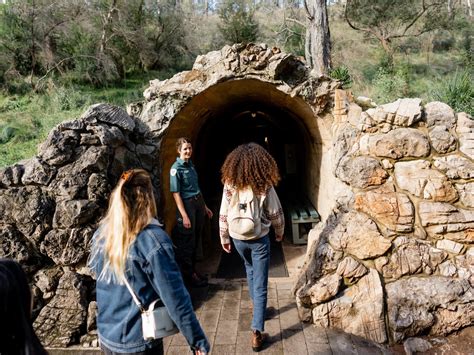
[0,104,160,347]
[294,91,474,343]
[0,43,472,348]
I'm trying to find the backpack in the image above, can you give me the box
[228,187,264,237]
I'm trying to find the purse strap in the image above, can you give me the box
[121,219,163,314]
[122,277,146,313]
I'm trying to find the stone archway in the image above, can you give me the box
[133,44,341,234]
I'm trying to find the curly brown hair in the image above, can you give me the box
[221,143,280,194]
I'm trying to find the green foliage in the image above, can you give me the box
[329,65,353,88]
[218,0,259,44]
[371,66,411,104]
[278,22,305,57]
[433,71,473,115]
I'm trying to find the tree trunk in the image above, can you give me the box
[99,0,117,55]
[305,0,331,74]
[467,0,473,17]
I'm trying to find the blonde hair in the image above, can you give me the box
[97,169,157,282]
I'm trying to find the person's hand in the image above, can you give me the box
[183,215,191,229]
[205,206,213,219]
[222,243,231,253]
[275,235,284,242]
[195,350,207,355]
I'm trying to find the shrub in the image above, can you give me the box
[371,67,407,104]
[218,0,259,44]
[433,71,473,115]
[330,65,353,88]
[49,86,92,111]
[0,125,16,144]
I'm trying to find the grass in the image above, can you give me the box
[0,70,174,167]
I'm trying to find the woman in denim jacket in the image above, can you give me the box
[89,169,209,354]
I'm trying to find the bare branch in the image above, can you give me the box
[286,17,306,27]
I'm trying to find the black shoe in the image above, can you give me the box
[195,271,208,282]
[191,273,208,287]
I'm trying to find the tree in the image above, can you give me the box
[344,0,450,67]
[303,0,331,74]
[218,0,259,44]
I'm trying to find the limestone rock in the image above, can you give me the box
[87,301,97,332]
[454,248,474,284]
[436,239,464,254]
[375,237,447,279]
[433,155,474,179]
[81,103,136,132]
[455,182,474,208]
[394,160,457,202]
[56,146,109,177]
[293,214,346,294]
[419,202,474,243]
[39,129,80,166]
[34,267,64,295]
[0,224,43,274]
[40,227,94,265]
[456,112,474,159]
[50,173,90,201]
[312,269,387,343]
[386,276,474,342]
[438,260,457,277]
[34,270,90,347]
[425,101,456,129]
[297,273,342,306]
[86,124,125,148]
[87,173,110,202]
[328,211,391,259]
[365,98,423,128]
[21,158,56,186]
[0,164,24,187]
[336,256,368,282]
[354,188,414,233]
[359,128,430,159]
[53,200,99,229]
[335,156,388,189]
[428,125,457,154]
[332,123,360,174]
[403,337,432,355]
[0,186,55,243]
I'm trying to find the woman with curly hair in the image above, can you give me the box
[219,143,285,352]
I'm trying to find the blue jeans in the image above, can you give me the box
[233,235,270,332]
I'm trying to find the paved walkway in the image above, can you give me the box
[164,279,391,355]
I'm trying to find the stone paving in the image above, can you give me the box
[164,279,392,355]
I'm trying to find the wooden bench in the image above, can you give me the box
[286,197,320,244]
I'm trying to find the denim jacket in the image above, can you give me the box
[88,220,210,353]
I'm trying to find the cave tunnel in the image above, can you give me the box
[160,78,327,275]
[195,101,309,202]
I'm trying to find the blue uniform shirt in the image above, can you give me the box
[170,158,201,199]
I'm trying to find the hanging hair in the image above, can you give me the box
[176,137,191,152]
[96,169,157,282]
[0,259,47,355]
[221,143,280,194]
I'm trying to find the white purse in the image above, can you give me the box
[122,277,179,340]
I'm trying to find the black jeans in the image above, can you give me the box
[101,339,163,355]
[173,194,206,281]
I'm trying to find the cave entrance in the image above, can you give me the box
[195,103,307,201]
[160,78,325,278]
